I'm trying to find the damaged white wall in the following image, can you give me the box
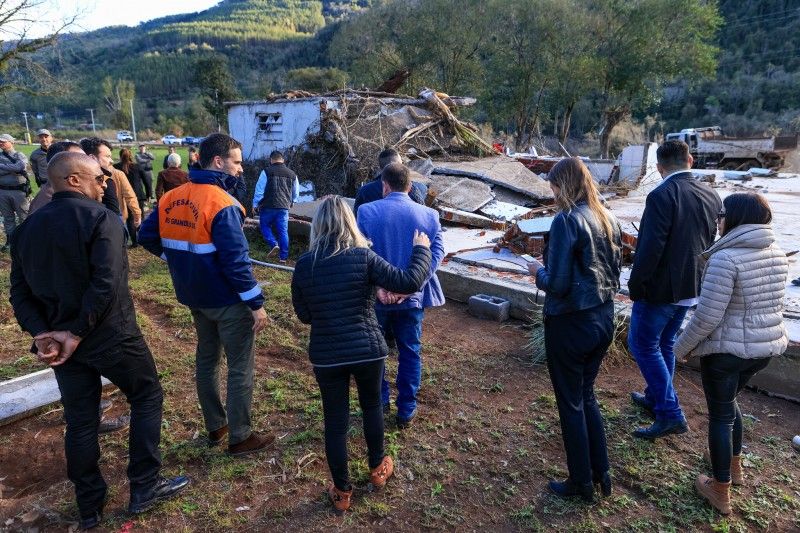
[228,99,340,161]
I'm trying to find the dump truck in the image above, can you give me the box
[665,127,798,170]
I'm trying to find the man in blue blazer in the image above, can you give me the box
[357,163,445,428]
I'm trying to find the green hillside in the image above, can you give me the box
[1,0,798,144]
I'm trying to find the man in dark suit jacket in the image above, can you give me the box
[353,148,427,216]
[627,140,722,440]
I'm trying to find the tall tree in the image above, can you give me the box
[101,77,136,129]
[194,54,239,132]
[591,0,721,156]
[0,0,75,96]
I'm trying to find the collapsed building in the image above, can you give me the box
[226,90,800,401]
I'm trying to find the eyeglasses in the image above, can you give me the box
[64,173,105,184]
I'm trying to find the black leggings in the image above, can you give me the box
[313,359,385,491]
[700,354,770,482]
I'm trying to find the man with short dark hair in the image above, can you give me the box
[252,150,299,263]
[628,140,722,440]
[353,148,427,215]
[162,146,176,170]
[80,137,140,231]
[0,133,30,252]
[357,162,445,429]
[188,147,201,170]
[135,144,155,202]
[29,128,53,187]
[139,133,274,456]
[10,151,188,529]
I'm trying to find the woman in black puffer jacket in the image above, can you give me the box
[291,195,431,514]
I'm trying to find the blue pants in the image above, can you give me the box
[628,301,689,421]
[258,208,289,260]
[376,308,424,421]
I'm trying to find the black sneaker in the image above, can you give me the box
[128,476,191,514]
[396,410,416,430]
[632,418,689,440]
[98,415,130,435]
[78,510,102,530]
[630,392,655,418]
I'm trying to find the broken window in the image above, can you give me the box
[257,112,283,141]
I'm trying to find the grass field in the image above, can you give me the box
[1,241,799,531]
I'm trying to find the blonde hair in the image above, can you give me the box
[309,195,370,259]
[547,157,616,243]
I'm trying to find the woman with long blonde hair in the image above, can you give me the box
[526,157,622,502]
[290,195,432,514]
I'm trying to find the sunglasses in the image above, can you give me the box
[64,173,105,184]
[717,210,726,220]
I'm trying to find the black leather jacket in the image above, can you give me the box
[535,203,622,315]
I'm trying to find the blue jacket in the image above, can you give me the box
[357,192,445,310]
[138,169,264,310]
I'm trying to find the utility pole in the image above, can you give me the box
[129,99,137,142]
[21,112,31,144]
[215,89,221,132]
[87,109,96,134]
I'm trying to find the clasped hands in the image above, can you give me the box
[376,229,431,305]
[33,331,82,367]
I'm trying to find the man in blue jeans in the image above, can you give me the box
[253,150,299,263]
[357,163,445,429]
[627,140,721,440]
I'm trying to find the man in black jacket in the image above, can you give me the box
[352,148,428,216]
[627,140,722,440]
[9,152,188,528]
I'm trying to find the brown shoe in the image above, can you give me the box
[369,456,394,489]
[208,425,228,447]
[328,485,352,515]
[703,450,743,486]
[227,432,275,457]
[695,474,731,515]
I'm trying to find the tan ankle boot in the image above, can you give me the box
[695,474,731,515]
[328,485,352,514]
[703,450,744,486]
[369,456,394,489]
[730,455,743,486]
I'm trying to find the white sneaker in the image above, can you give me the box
[266,245,280,258]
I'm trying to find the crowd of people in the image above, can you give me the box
[3,130,794,528]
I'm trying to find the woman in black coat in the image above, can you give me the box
[290,195,432,514]
[114,148,147,247]
[527,158,623,502]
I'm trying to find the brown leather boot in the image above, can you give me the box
[228,432,275,457]
[208,425,228,447]
[695,474,731,515]
[369,456,394,489]
[703,450,743,486]
[328,485,352,514]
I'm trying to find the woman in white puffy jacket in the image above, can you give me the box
[674,192,788,515]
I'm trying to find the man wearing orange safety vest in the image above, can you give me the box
[139,133,274,456]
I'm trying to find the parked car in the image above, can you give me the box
[117,130,134,142]
[182,136,199,146]
[161,135,183,145]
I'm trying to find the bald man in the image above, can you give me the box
[9,152,189,529]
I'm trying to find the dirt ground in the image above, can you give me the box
[1,248,799,532]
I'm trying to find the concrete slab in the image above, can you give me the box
[439,206,494,228]
[440,227,504,254]
[517,216,556,234]
[479,200,534,221]
[451,248,529,274]
[429,175,494,212]
[289,197,355,221]
[433,156,554,200]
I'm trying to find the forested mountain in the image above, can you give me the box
[1,0,798,146]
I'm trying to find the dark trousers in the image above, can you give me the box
[544,301,614,485]
[191,304,256,445]
[313,359,385,491]
[700,353,770,482]
[126,213,138,246]
[52,335,163,517]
